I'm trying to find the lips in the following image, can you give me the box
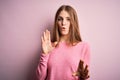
[61,26,66,29]
[61,27,66,31]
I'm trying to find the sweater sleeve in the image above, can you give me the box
[83,43,90,67]
[36,53,49,80]
[83,43,90,80]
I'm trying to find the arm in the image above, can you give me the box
[73,43,90,80]
[36,53,49,80]
[83,43,90,70]
[80,43,90,80]
[36,30,53,80]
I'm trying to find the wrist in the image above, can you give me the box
[42,51,49,54]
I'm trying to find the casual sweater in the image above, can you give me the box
[36,41,90,80]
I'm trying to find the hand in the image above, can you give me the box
[41,30,53,54]
[73,60,89,80]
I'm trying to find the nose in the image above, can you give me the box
[62,19,66,26]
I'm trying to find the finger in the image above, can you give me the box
[84,69,89,74]
[72,72,78,76]
[86,75,90,79]
[84,70,89,79]
[48,30,51,42]
[45,30,48,40]
[80,60,84,68]
[84,75,90,79]
[84,65,88,72]
[81,65,88,78]
[81,60,84,64]
[41,36,44,43]
[45,30,48,39]
[46,29,50,41]
[43,31,46,41]
[78,60,84,71]
[84,65,89,76]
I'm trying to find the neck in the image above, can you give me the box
[60,35,69,42]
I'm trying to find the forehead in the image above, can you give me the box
[58,10,70,17]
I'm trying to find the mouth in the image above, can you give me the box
[61,27,66,31]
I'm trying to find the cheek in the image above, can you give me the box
[67,21,70,27]
[57,21,62,25]
[67,24,70,30]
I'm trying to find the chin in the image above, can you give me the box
[61,33,69,36]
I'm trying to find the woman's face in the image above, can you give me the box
[57,10,71,36]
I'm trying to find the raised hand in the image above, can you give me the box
[41,30,53,54]
[73,60,89,80]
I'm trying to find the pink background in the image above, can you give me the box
[0,0,120,80]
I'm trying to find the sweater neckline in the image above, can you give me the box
[59,41,68,45]
[58,41,68,46]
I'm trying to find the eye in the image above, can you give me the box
[66,17,71,21]
[57,16,63,21]
[57,18,62,21]
[67,18,70,21]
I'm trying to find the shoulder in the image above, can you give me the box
[76,41,90,48]
[51,41,58,47]
[77,41,89,45]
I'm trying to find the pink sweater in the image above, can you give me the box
[36,42,90,80]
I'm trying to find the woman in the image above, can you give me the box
[36,5,90,80]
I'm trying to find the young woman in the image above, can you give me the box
[36,5,90,80]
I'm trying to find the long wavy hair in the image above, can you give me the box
[52,5,82,46]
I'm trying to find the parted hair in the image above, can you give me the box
[52,5,82,46]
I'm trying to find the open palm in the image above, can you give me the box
[41,30,53,54]
[73,60,89,80]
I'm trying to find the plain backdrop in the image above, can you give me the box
[0,0,120,80]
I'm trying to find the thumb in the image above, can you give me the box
[72,72,79,76]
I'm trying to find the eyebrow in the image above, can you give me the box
[58,16,70,18]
